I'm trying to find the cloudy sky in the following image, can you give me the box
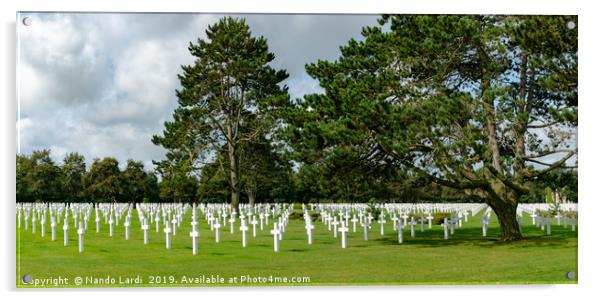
[17,13,379,170]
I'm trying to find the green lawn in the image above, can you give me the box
[16,207,578,287]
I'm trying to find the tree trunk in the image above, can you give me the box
[488,199,522,241]
[248,189,256,208]
[229,143,240,213]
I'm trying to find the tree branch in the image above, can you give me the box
[524,149,577,178]
[485,164,529,194]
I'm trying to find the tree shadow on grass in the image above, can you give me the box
[289,249,309,252]
[366,227,577,249]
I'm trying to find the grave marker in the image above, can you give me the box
[332,218,340,238]
[270,223,280,252]
[77,221,84,253]
[229,215,236,234]
[51,216,56,241]
[339,224,349,249]
[305,221,314,245]
[141,218,149,244]
[164,225,172,249]
[378,217,386,236]
[214,222,221,243]
[396,222,404,244]
[62,217,69,246]
[124,218,131,240]
[251,215,258,237]
[240,220,249,247]
[351,215,358,233]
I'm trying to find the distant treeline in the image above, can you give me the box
[17,150,159,203]
[16,149,576,204]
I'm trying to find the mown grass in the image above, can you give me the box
[16,207,577,287]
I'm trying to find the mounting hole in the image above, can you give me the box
[566,271,576,280]
[22,274,32,284]
[566,21,576,30]
[22,17,32,26]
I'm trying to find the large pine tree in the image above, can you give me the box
[153,17,289,211]
[288,15,577,241]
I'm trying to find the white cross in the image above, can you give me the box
[229,216,236,234]
[390,215,399,231]
[109,215,114,237]
[571,217,576,231]
[214,222,221,243]
[531,213,538,225]
[270,223,281,252]
[141,220,149,245]
[250,216,258,237]
[362,220,369,241]
[51,219,56,241]
[63,218,69,246]
[278,219,284,240]
[332,219,340,238]
[164,226,172,249]
[32,214,37,234]
[378,218,386,236]
[402,214,409,226]
[305,222,314,245]
[124,220,131,240]
[240,220,249,247]
[95,215,101,233]
[189,230,199,255]
[208,215,215,231]
[259,213,265,230]
[171,217,178,235]
[419,216,425,232]
[351,215,358,232]
[40,215,46,238]
[155,215,160,233]
[481,218,489,237]
[396,221,404,244]
[77,222,85,253]
[427,214,434,229]
[339,224,349,249]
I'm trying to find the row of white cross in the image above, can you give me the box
[16,202,484,253]
[17,202,296,254]
[17,202,577,255]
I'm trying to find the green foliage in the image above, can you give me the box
[287,211,319,222]
[410,212,453,225]
[60,152,86,202]
[17,150,159,203]
[284,15,577,240]
[545,187,554,204]
[82,157,122,202]
[18,150,61,202]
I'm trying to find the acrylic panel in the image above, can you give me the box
[16,12,578,287]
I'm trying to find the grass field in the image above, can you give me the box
[16,207,578,287]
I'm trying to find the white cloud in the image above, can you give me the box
[17,13,378,171]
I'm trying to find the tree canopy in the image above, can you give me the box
[153,16,290,210]
[284,15,577,240]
